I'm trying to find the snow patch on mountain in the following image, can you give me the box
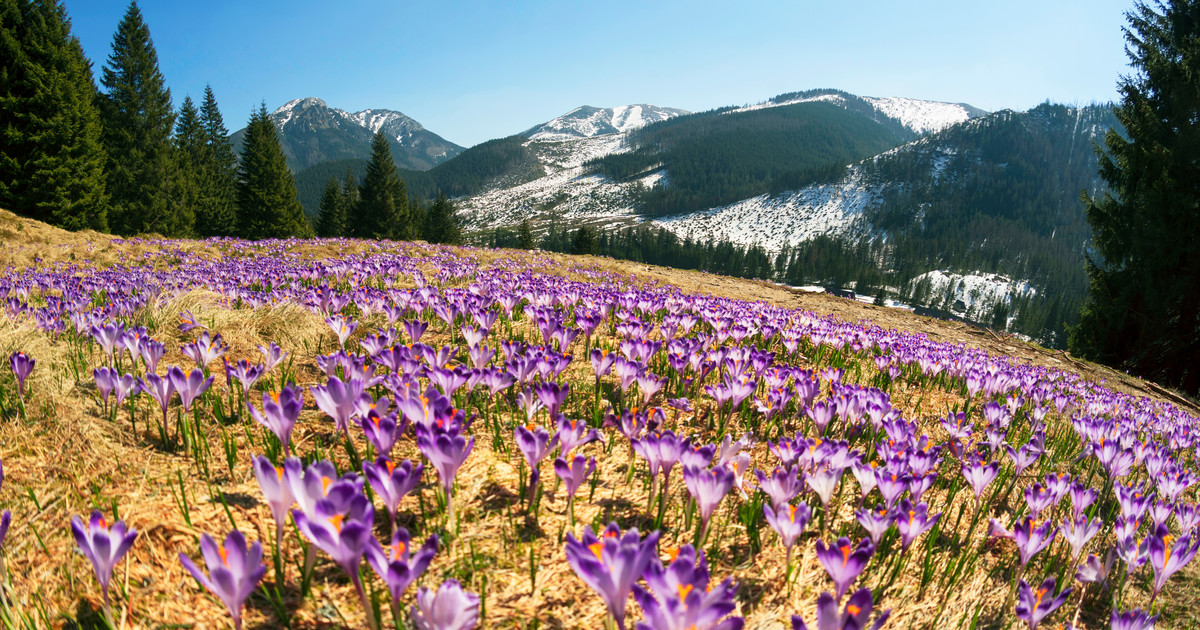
[912,270,1037,319]
[725,92,978,135]
[726,92,846,115]
[270,99,427,146]
[652,167,876,252]
[458,134,643,230]
[273,97,326,128]
[526,104,689,140]
[348,109,425,136]
[861,96,974,134]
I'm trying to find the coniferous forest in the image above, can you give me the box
[0,0,463,245]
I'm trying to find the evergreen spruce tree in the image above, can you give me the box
[236,104,312,239]
[315,177,347,237]
[354,131,410,240]
[0,0,109,231]
[517,219,535,249]
[196,84,237,236]
[170,95,202,237]
[339,166,359,227]
[423,192,462,245]
[1070,0,1200,392]
[98,1,181,235]
[572,225,598,256]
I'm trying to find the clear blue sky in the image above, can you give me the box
[66,0,1136,148]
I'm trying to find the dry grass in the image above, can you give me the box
[0,212,1195,629]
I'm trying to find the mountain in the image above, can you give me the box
[454,90,954,230]
[294,103,689,215]
[230,97,464,172]
[524,104,691,140]
[727,89,987,135]
[442,92,1113,346]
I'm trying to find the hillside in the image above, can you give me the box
[229,97,464,172]
[0,207,1197,630]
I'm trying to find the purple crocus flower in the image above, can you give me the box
[311,375,361,440]
[961,458,1000,501]
[533,381,570,418]
[1060,515,1102,561]
[248,385,303,456]
[1110,609,1158,630]
[366,528,438,608]
[791,588,891,630]
[553,454,596,502]
[1023,483,1056,519]
[412,579,480,630]
[1076,548,1116,586]
[1070,482,1097,520]
[179,309,204,333]
[807,466,844,509]
[816,537,874,601]
[896,500,941,551]
[179,530,267,630]
[756,466,804,510]
[764,502,811,562]
[359,407,403,457]
[169,365,213,413]
[555,416,603,457]
[636,371,665,405]
[415,423,474,527]
[140,337,165,374]
[94,366,118,413]
[291,484,377,628]
[857,504,897,546]
[1148,525,1199,599]
[591,348,617,378]
[564,523,660,630]
[362,457,423,531]
[252,456,295,550]
[1014,577,1071,630]
[684,465,736,543]
[70,511,138,616]
[1013,517,1057,566]
[140,372,176,439]
[8,351,33,402]
[326,314,358,348]
[515,424,558,498]
[257,342,289,374]
[402,319,428,344]
[633,545,744,630]
[181,331,227,370]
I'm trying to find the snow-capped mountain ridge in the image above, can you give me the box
[524,104,690,140]
[233,97,463,172]
[725,90,986,135]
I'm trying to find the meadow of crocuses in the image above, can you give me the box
[0,233,1196,630]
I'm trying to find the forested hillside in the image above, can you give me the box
[587,99,909,215]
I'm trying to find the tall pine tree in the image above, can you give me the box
[236,103,311,240]
[315,177,347,237]
[0,0,109,231]
[424,192,461,244]
[170,95,202,237]
[99,1,181,236]
[196,84,237,236]
[1070,0,1200,393]
[353,131,410,240]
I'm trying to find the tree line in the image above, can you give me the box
[0,0,460,244]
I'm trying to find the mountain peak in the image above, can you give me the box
[235,97,463,172]
[525,104,690,140]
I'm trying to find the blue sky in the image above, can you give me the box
[66,0,1136,147]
